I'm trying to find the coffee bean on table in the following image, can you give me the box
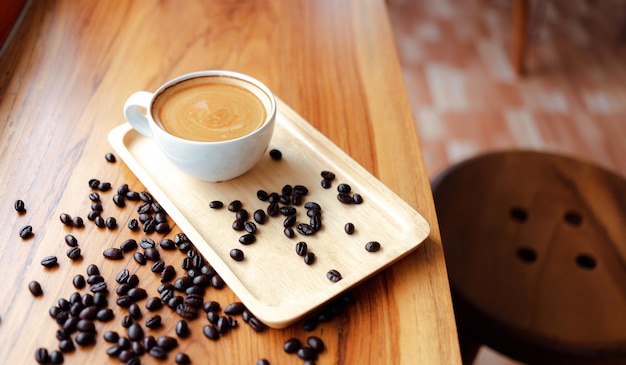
[120,239,138,252]
[160,238,176,250]
[209,200,223,209]
[296,223,315,236]
[283,338,301,354]
[86,264,100,276]
[365,241,381,252]
[128,323,144,341]
[269,148,282,160]
[14,199,26,213]
[35,348,49,364]
[64,234,78,247]
[28,281,43,296]
[94,216,105,228]
[307,336,325,352]
[19,225,33,239]
[175,320,190,338]
[90,281,108,293]
[105,152,116,162]
[326,269,342,282]
[66,247,82,261]
[128,218,139,231]
[253,209,266,224]
[97,308,114,322]
[161,265,176,282]
[304,252,315,265]
[203,324,220,340]
[297,347,318,360]
[337,183,351,193]
[239,233,256,245]
[60,213,73,226]
[146,315,162,329]
[157,335,178,351]
[59,339,75,353]
[337,192,353,204]
[146,297,163,311]
[144,247,160,261]
[75,331,95,346]
[321,179,332,189]
[295,241,308,256]
[230,249,244,261]
[344,222,355,235]
[73,274,86,289]
[41,256,58,268]
[103,247,124,260]
[176,352,191,364]
[72,216,84,228]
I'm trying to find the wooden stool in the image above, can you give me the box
[432,151,626,365]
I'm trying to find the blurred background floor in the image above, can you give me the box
[388,0,626,182]
[388,0,626,364]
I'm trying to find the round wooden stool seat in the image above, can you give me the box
[432,151,626,365]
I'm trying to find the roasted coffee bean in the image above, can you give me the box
[126,218,138,232]
[128,287,147,301]
[86,210,100,221]
[151,260,165,273]
[295,241,308,256]
[248,315,267,332]
[94,291,108,307]
[139,237,156,249]
[64,234,78,247]
[41,256,58,268]
[239,233,256,245]
[19,225,33,239]
[146,315,162,329]
[296,223,315,236]
[137,202,151,215]
[235,209,249,221]
[257,359,270,365]
[176,304,198,320]
[105,152,116,162]
[143,219,156,233]
[80,294,94,308]
[267,192,279,203]
[175,320,190,338]
[97,308,114,322]
[117,295,132,308]
[284,227,294,238]
[117,183,129,195]
[184,293,203,307]
[269,148,282,160]
[75,331,95,347]
[117,283,132,295]
[256,190,269,201]
[35,348,49,364]
[175,352,191,364]
[156,222,170,234]
[307,336,325,352]
[161,265,176,282]
[73,274,86,289]
[211,274,225,289]
[59,338,75,353]
[293,194,304,206]
[90,281,108,293]
[297,347,318,360]
[283,338,302,354]
[103,247,123,260]
[67,247,82,261]
[69,291,82,304]
[151,202,163,213]
[326,269,342,282]
[203,324,220,340]
[168,296,184,310]
[144,247,160,261]
[146,297,163,311]
[129,303,142,319]
[232,219,245,231]
[94,216,105,228]
[14,199,26,213]
[104,331,119,343]
[72,216,84,228]
[353,193,363,204]
[216,316,231,334]
[251,210,265,225]
[88,178,100,189]
[56,328,70,341]
[279,194,291,205]
[304,252,315,265]
[87,274,104,285]
[365,241,381,252]
[193,275,210,288]
[280,206,296,216]
[77,318,96,332]
[206,311,219,324]
[79,306,99,321]
[344,222,355,234]
[227,200,242,212]
[178,241,193,253]
[28,281,43,296]
[321,170,336,180]
[157,335,178,351]
[321,178,332,189]
[304,201,322,210]
[115,269,130,284]
[120,239,137,252]
[310,215,322,231]
[337,183,352,193]
[209,200,223,209]
[128,322,144,341]
[60,213,73,226]
[88,192,100,202]
[121,315,134,329]
[112,194,126,208]
[91,202,103,212]
[154,212,167,223]
[86,264,100,276]
[244,221,257,233]
[139,191,153,202]
[266,202,279,217]
[143,335,156,351]
[160,238,176,250]
[203,301,220,313]
[230,248,244,261]
[224,302,245,315]
[148,346,166,359]
[126,191,140,201]
[337,192,353,204]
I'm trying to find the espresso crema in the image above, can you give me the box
[154,76,267,142]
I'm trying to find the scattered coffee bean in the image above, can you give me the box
[97,308,114,322]
[91,202,103,211]
[60,213,73,226]
[297,347,318,360]
[59,338,75,353]
[239,233,256,245]
[203,324,220,340]
[267,202,279,217]
[87,210,100,221]
[146,315,162,329]
[72,216,84,228]
[232,219,245,231]
[209,200,223,209]
[337,183,351,193]
[127,218,139,231]
[146,297,163,311]
[296,223,315,235]
[28,280,43,296]
[105,217,117,229]
[89,281,108,293]
[304,252,315,265]
[129,303,142,319]
[103,247,124,260]
[73,274,86,289]
[284,227,295,238]
[257,359,270,365]
[19,225,33,239]
[175,352,191,364]
[337,192,353,204]
[283,338,301,354]
[14,199,26,213]
[295,241,308,256]
[227,200,242,212]
[307,336,325,353]
[64,234,78,247]
[230,248,244,261]
[105,152,116,162]
[151,260,165,273]
[269,149,282,160]
[321,179,332,189]
[160,238,176,250]
[365,241,381,252]
[253,209,266,224]
[128,322,144,341]
[161,265,176,282]
[321,170,336,180]
[86,264,100,276]
[88,192,100,202]
[41,256,58,268]
[98,182,112,192]
[326,269,342,282]
[75,331,95,346]
[121,315,134,328]
[344,222,355,234]
[128,287,147,301]
[353,193,363,204]
[244,221,257,233]
[35,348,49,364]
[66,247,82,261]
[157,335,178,351]
[145,247,161,261]
[175,320,190,338]
[94,216,105,228]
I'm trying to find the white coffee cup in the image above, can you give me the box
[123,70,276,182]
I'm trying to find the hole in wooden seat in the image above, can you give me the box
[564,210,583,226]
[509,207,528,223]
[516,247,537,263]
[576,254,596,270]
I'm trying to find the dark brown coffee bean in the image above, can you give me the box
[103,247,123,260]
[310,215,322,231]
[64,234,78,247]
[144,247,160,261]
[269,148,282,160]
[326,269,342,282]
[176,352,191,364]
[203,301,220,313]
[125,191,140,201]
[72,216,84,228]
[175,320,190,338]
[168,296,184,310]
[337,192,353,204]
[157,335,178,351]
[307,336,325,352]
[284,227,295,238]
[337,183,351,193]
[94,215,105,228]
[321,178,332,189]
[232,219,245,231]
[120,239,137,252]
[211,274,225,289]
[227,200,242,212]
[60,213,73,226]
[143,335,156,350]
[127,322,143,341]
[279,206,295,216]
[115,269,129,284]
[279,194,291,205]
[143,219,156,233]
[35,348,49,364]
[250,210,265,225]
[146,297,163,311]
[75,331,95,347]
[41,256,58,268]
[296,223,315,235]
[216,316,232,334]
[283,215,297,228]
[267,202,279,216]
[146,315,162,329]
[97,308,114,322]
[160,265,176,282]
[256,189,269,201]
[295,241,308,256]
[352,193,363,204]
[321,170,336,180]
[239,233,256,245]
[174,276,193,291]
[151,260,165,273]
[79,306,99,321]
[116,295,132,308]
[128,287,147,301]
[224,302,245,315]
[121,315,134,329]
[203,324,220,340]
[94,291,108,307]
[209,200,223,209]
[126,218,138,232]
[116,283,131,296]
[297,347,318,360]
[244,221,257,233]
[117,183,129,195]
[235,209,249,221]
[90,281,108,293]
[230,248,244,261]
[86,264,100,276]
[283,338,301,354]
[148,346,166,359]
[176,303,198,320]
[59,338,75,353]
[77,318,96,332]
[87,274,104,285]
[139,191,153,202]
[129,303,142,319]
[73,274,85,289]
[28,281,43,296]
[344,222,355,234]
[14,199,26,213]
[105,152,116,162]
[139,237,155,249]
[86,210,100,221]
[248,315,267,332]
[88,178,100,189]
[67,247,82,261]
[160,238,176,250]
[365,241,381,252]
[304,252,315,265]
[156,222,170,234]
[19,225,33,239]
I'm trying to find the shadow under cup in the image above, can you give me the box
[147,72,276,182]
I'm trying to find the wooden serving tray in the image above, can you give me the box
[108,99,430,328]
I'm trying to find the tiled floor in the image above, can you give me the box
[387,0,626,364]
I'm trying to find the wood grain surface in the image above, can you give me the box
[0,0,460,364]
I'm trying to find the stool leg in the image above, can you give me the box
[458,327,481,365]
[512,0,530,75]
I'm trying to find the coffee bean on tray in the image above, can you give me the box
[269,149,282,160]
[19,225,33,239]
[14,199,26,213]
[326,269,342,282]
[29,281,43,296]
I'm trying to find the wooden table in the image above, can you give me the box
[0,1,460,364]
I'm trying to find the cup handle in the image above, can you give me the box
[123,91,154,138]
